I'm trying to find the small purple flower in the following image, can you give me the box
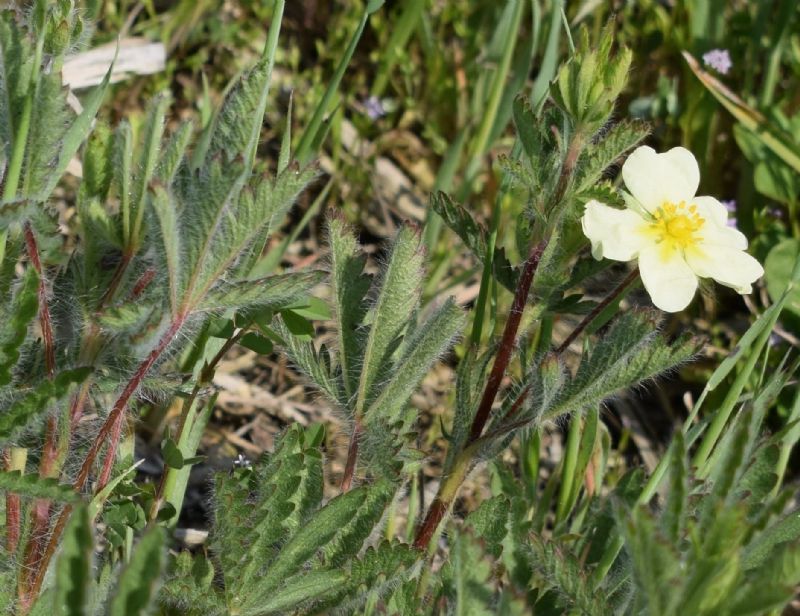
[721,199,737,213]
[363,95,386,120]
[726,217,738,228]
[703,49,733,75]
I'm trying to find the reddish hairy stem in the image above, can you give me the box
[554,267,640,355]
[27,315,186,603]
[412,496,448,550]
[467,240,547,444]
[414,135,584,554]
[97,411,125,489]
[341,420,362,492]
[129,267,156,301]
[3,451,21,555]
[23,224,54,379]
[98,251,133,308]
[18,224,60,610]
[69,381,91,429]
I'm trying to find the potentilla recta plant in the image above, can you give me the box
[2,2,798,615]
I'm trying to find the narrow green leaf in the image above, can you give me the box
[40,46,114,199]
[356,226,424,414]
[197,271,325,313]
[368,297,464,424]
[242,570,345,616]
[327,215,371,399]
[52,505,93,616]
[109,527,164,616]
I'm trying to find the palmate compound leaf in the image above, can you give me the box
[142,26,316,318]
[279,220,465,424]
[152,160,319,317]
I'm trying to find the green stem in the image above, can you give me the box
[555,415,581,524]
[413,448,472,551]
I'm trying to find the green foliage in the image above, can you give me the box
[159,424,412,615]
[617,414,800,616]
[0,367,92,444]
[0,470,78,502]
[0,4,107,205]
[430,191,518,291]
[534,310,698,421]
[551,24,631,133]
[52,505,93,616]
[0,2,797,615]
[279,217,465,479]
[109,527,165,616]
[0,265,38,386]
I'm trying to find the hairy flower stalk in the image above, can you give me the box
[554,267,641,354]
[415,126,583,551]
[414,239,547,550]
[468,241,547,443]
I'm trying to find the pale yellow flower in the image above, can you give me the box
[581,146,764,312]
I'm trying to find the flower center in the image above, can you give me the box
[649,201,704,249]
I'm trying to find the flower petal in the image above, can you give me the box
[692,196,729,227]
[639,245,698,312]
[692,196,747,250]
[581,200,648,262]
[685,244,764,294]
[699,222,748,251]
[622,146,700,212]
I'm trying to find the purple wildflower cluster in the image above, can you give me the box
[702,49,733,75]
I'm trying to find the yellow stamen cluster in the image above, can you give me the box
[648,201,705,250]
